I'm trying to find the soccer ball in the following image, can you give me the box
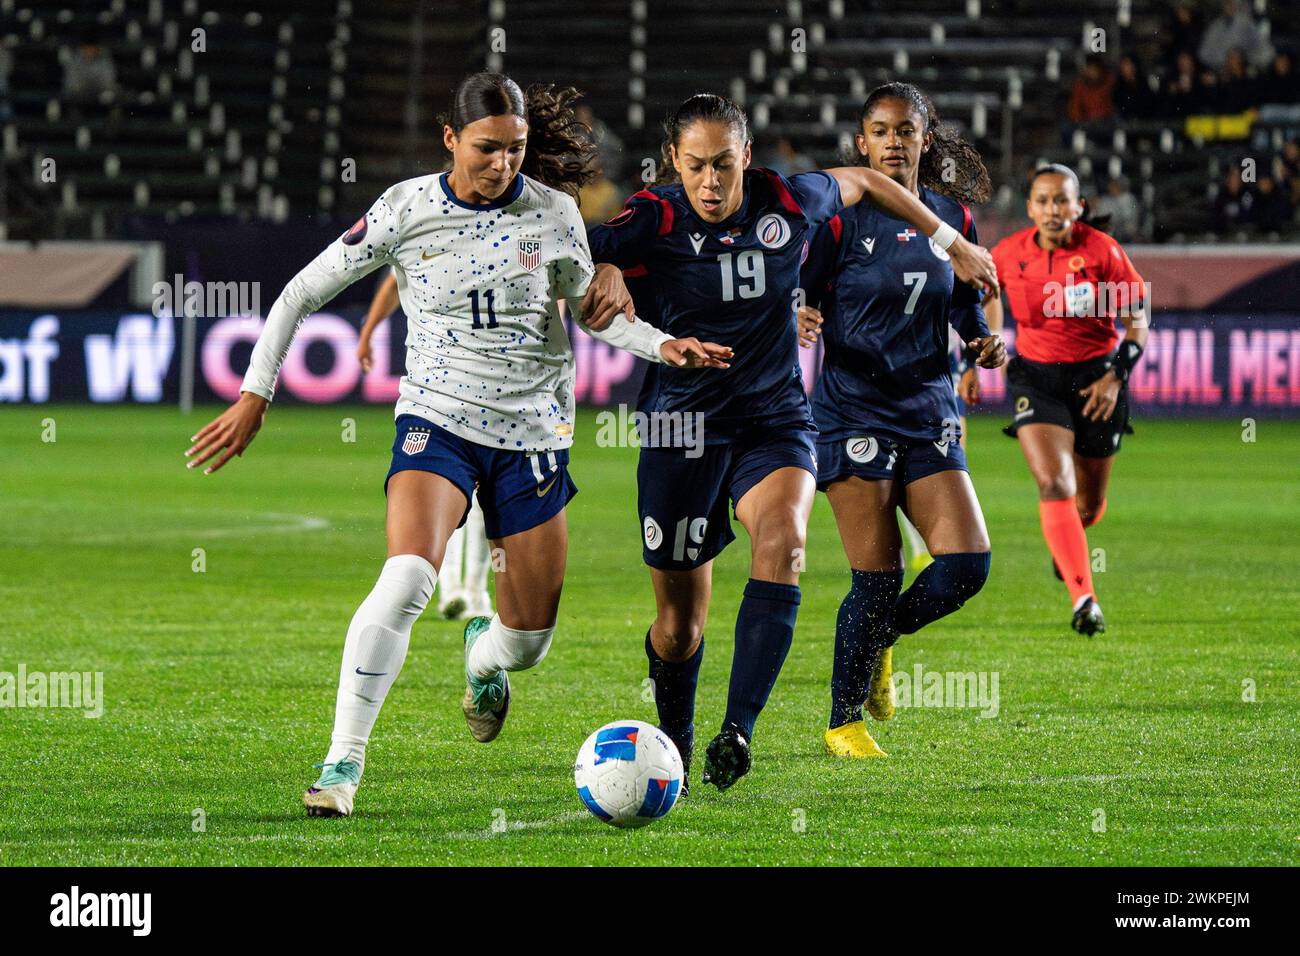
[574,720,683,828]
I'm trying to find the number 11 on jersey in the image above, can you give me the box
[468,289,498,329]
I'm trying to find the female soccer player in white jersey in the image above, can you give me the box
[184,73,731,817]
[358,270,493,621]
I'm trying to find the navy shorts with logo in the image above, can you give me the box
[816,432,968,491]
[386,414,577,539]
[637,426,818,571]
[1003,355,1132,458]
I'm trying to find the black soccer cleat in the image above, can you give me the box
[701,727,751,792]
[1071,596,1106,636]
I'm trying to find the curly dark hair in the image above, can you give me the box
[437,72,598,200]
[853,82,992,205]
[651,93,752,186]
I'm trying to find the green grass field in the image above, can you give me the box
[1,405,1297,866]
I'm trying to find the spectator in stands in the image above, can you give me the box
[1276,139,1300,205]
[1251,174,1292,233]
[1198,0,1272,72]
[1259,50,1300,105]
[759,136,815,177]
[0,40,12,122]
[1214,166,1254,231]
[1215,47,1256,112]
[1162,49,1208,116]
[1113,54,1153,119]
[1067,55,1116,124]
[1093,175,1142,242]
[1159,1,1203,73]
[63,40,117,105]
[575,104,626,184]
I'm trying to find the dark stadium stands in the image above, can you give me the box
[2,0,1297,243]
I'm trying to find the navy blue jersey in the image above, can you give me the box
[588,168,842,443]
[802,186,988,444]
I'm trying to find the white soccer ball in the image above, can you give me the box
[574,720,683,828]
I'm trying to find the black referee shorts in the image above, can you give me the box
[1002,355,1133,458]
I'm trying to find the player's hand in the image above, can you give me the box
[661,338,733,369]
[1079,371,1122,422]
[580,263,636,332]
[356,331,374,373]
[796,306,823,349]
[958,367,981,406]
[185,392,267,475]
[968,334,1006,369]
[948,236,998,295]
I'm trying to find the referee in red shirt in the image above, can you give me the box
[982,165,1149,635]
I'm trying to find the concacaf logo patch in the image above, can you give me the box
[341,216,368,245]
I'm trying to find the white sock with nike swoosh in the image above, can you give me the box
[324,554,436,775]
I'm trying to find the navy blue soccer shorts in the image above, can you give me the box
[385,414,577,539]
[637,426,818,571]
[816,432,968,491]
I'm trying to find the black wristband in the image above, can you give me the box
[1109,340,1143,382]
[961,345,979,371]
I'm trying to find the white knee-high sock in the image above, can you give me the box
[325,554,436,773]
[467,614,553,679]
[463,497,491,595]
[440,526,466,599]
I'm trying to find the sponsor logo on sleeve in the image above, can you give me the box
[341,216,368,245]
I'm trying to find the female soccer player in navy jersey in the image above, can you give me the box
[796,83,1006,758]
[583,93,998,790]
[184,73,727,817]
[986,164,1148,636]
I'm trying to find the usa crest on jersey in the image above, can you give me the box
[402,428,430,455]
[517,238,542,271]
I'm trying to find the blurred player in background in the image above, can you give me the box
[797,82,1005,758]
[985,164,1149,636]
[585,93,998,791]
[358,271,494,620]
[185,72,728,817]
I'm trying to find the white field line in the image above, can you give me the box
[6,511,329,546]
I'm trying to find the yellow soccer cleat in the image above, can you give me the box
[823,720,888,759]
[865,646,896,721]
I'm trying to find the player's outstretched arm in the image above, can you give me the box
[824,166,998,293]
[358,271,400,373]
[185,391,267,475]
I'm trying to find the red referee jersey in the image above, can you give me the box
[991,222,1145,363]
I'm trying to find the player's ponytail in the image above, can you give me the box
[855,82,992,205]
[438,72,597,201]
[653,93,752,185]
[1029,163,1113,234]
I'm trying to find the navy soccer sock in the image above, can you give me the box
[829,568,904,729]
[893,552,991,635]
[645,629,703,767]
[721,579,801,743]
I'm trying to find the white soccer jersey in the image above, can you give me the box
[241,171,670,452]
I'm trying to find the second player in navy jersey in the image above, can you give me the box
[582,93,999,791]
[803,182,987,447]
[795,83,1007,760]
